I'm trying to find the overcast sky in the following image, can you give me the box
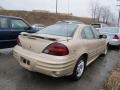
[0,0,118,17]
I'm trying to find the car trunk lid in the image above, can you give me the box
[101,32,118,40]
[19,32,71,53]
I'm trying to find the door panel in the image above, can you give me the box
[91,26,106,54]
[0,17,15,48]
[0,17,11,40]
[84,39,99,60]
[81,26,99,62]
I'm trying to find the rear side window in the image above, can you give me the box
[0,18,8,29]
[81,26,94,39]
[11,19,29,29]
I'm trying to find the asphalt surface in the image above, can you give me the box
[0,48,119,90]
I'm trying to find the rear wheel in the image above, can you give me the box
[71,57,86,81]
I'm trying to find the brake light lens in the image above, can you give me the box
[43,43,69,56]
[113,35,119,39]
[17,37,22,46]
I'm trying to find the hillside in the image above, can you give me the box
[0,10,94,25]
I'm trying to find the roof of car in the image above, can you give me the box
[56,20,88,27]
[56,20,84,25]
[78,24,88,28]
[0,15,22,19]
[58,21,88,29]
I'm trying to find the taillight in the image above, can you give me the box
[17,37,22,46]
[113,35,119,39]
[43,43,69,56]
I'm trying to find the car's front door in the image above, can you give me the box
[10,18,32,45]
[81,26,99,63]
[91,26,106,54]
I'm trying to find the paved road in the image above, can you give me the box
[0,48,119,90]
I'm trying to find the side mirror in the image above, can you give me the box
[99,35,107,39]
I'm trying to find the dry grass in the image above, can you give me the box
[105,60,120,90]
[0,10,95,25]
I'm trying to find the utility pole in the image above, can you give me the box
[68,0,70,14]
[117,0,120,27]
[56,0,58,14]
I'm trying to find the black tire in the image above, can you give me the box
[71,56,86,81]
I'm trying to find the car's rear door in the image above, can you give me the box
[0,17,14,48]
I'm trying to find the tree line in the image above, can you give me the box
[90,1,117,25]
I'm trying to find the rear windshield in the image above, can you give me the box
[91,24,101,28]
[37,23,78,37]
[100,27,119,34]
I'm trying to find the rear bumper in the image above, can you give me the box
[13,46,75,77]
[109,39,120,46]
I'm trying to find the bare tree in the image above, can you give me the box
[99,6,111,23]
[90,1,116,25]
[90,1,99,21]
[96,6,103,22]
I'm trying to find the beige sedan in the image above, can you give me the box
[13,21,107,80]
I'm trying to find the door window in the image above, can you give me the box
[0,18,8,29]
[82,26,94,39]
[91,26,100,39]
[11,19,29,29]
